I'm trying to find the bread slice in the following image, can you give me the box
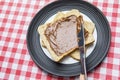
[70,21,95,60]
[83,21,95,34]
[40,21,95,61]
[38,9,82,62]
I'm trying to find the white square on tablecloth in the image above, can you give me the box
[113,58,119,65]
[23,0,28,4]
[40,1,45,6]
[98,6,103,11]
[11,6,16,12]
[112,70,119,77]
[23,25,28,31]
[6,23,11,28]
[107,16,112,22]
[9,74,15,79]
[88,0,94,2]
[19,76,25,80]
[20,34,26,40]
[19,7,25,13]
[0,41,5,46]
[118,8,120,14]
[5,51,11,57]
[14,24,20,29]
[98,0,104,3]
[28,8,34,14]
[12,63,18,70]
[31,67,38,73]
[14,53,21,59]
[8,14,14,20]
[13,0,19,3]
[4,0,10,3]
[8,42,14,48]
[117,18,120,23]
[11,33,17,38]
[2,32,8,37]
[100,67,106,75]
[17,15,22,21]
[24,55,30,61]
[30,78,35,80]
[0,14,5,19]
[108,0,114,4]
[116,27,120,33]
[115,37,120,43]
[31,1,36,5]
[2,62,8,68]
[114,47,120,54]
[17,43,24,49]
[21,65,28,71]
[26,16,32,22]
[86,77,94,80]
[0,72,5,79]
[107,7,113,12]
[3,6,8,11]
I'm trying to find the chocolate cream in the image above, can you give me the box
[45,15,85,56]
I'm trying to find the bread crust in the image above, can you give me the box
[38,9,82,62]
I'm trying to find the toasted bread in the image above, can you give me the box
[40,21,95,61]
[38,9,82,62]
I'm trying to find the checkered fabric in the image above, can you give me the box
[0,0,120,80]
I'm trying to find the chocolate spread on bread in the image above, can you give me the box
[45,15,84,56]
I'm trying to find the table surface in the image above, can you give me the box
[0,0,120,80]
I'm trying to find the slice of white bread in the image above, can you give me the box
[84,21,95,34]
[38,9,82,62]
[40,21,95,61]
[40,20,95,61]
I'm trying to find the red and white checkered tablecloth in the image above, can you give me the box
[0,0,120,80]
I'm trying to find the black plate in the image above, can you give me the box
[27,0,110,77]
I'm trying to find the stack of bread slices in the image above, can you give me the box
[38,9,95,62]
